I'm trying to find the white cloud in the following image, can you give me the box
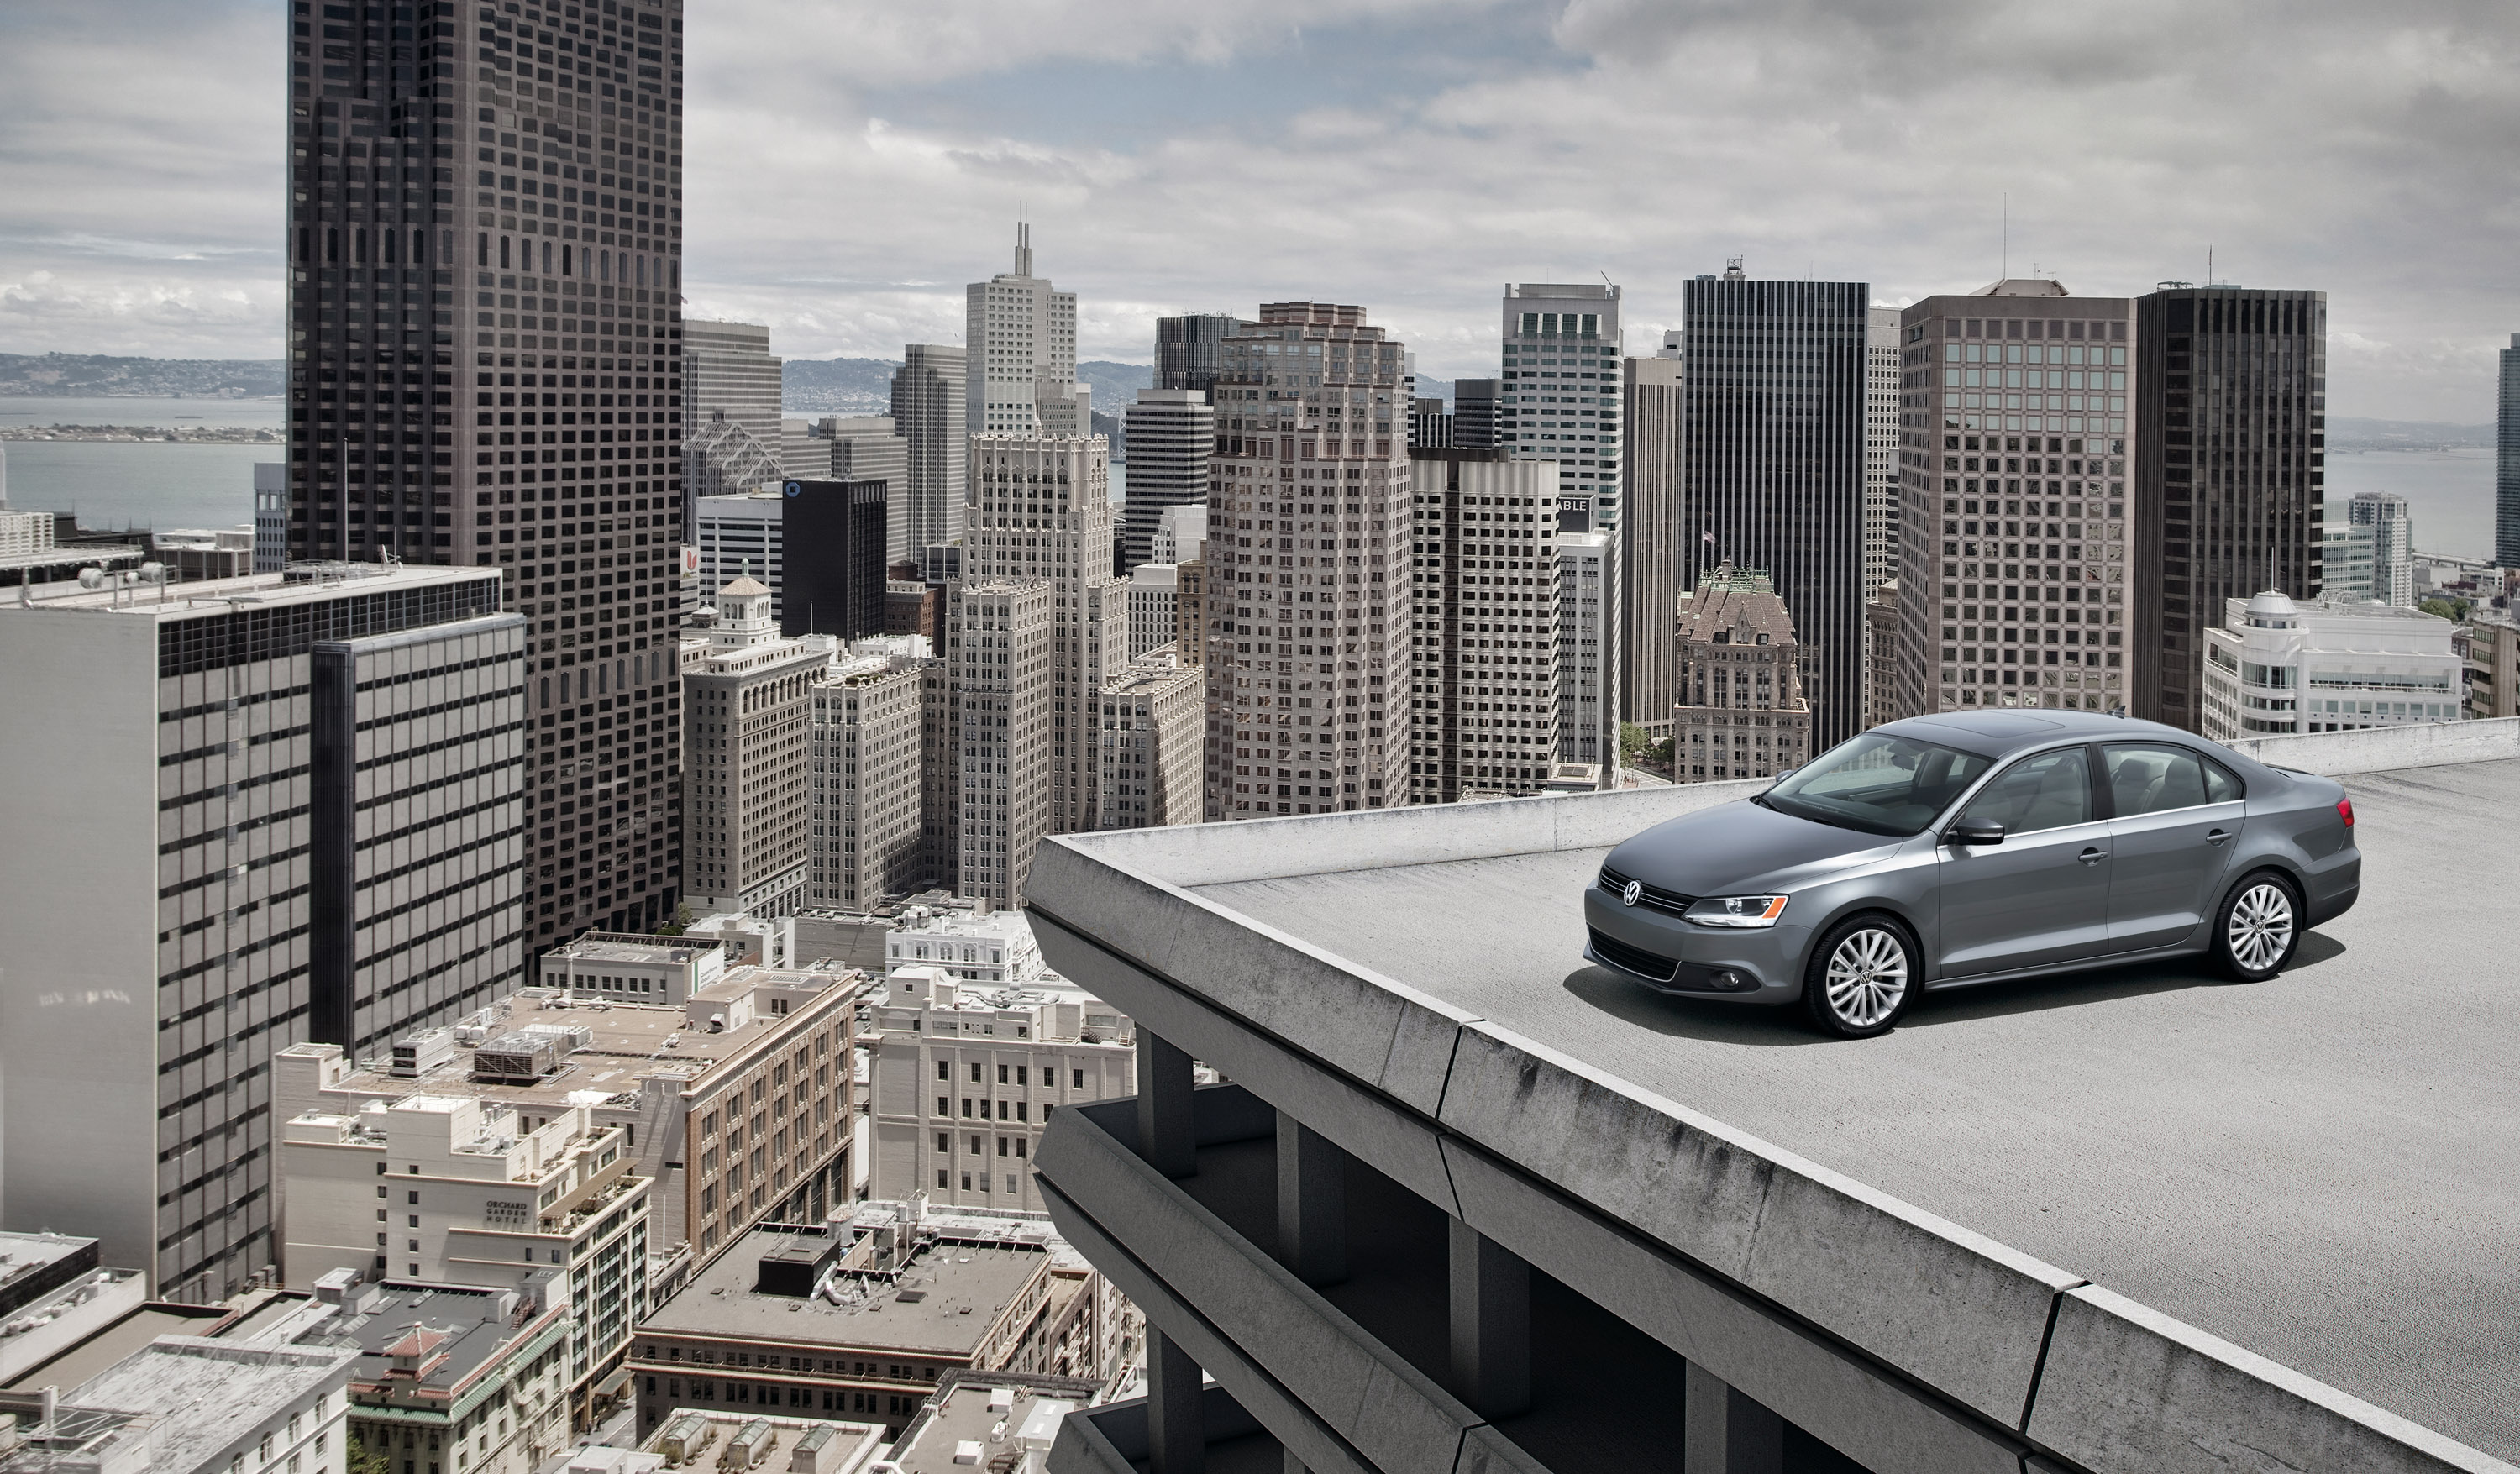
[3,0,2518,418]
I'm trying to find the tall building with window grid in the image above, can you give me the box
[2131,286,2326,732]
[1205,304,1413,818]
[1681,267,1869,748]
[1893,281,2134,722]
[283,0,688,952]
[1405,452,1563,803]
[965,223,1082,438]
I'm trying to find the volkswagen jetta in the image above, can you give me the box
[1583,710,2360,1037]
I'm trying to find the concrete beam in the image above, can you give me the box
[1448,1220,1530,1420]
[1139,1032,1196,1179]
[1278,1112,1347,1288]
[1685,1361,1783,1474]
[2025,1284,2520,1474]
[2228,716,2520,776]
[1148,1329,1205,1474]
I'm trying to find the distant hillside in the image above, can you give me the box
[2326,417,2493,451]
[782,357,898,415]
[1076,360,1151,412]
[0,352,282,398]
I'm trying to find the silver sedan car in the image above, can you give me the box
[1583,709,2360,1037]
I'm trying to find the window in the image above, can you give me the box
[2103,743,2240,815]
[1763,733,1993,837]
[1957,747,2092,834]
[935,1059,948,1080]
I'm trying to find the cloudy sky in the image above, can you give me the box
[5,0,2519,418]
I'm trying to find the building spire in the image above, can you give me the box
[1015,207,1032,277]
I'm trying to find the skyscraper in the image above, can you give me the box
[1405,451,1566,803]
[2133,286,2327,732]
[808,645,926,909]
[963,433,1124,835]
[0,564,525,1299]
[1205,303,1412,819]
[2501,335,2520,569]
[1155,313,1250,397]
[1119,389,1215,574]
[1451,379,1501,451]
[966,223,1082,438]
[1893,281,2134,721]
[950,580,1053,910]
[1681,265,1869,747]
[781,477,890,640]
[680,577,833,919]
[283,0,688,952]
[685,320,785,489]
[1620,355,1684,742]
[1671,564,1813,782]
[1864,305,1902,601]
[890,344,967,561]
[2346,490,2415,608]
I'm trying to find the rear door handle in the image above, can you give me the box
[2205,828,2231,846]
[2077,847,2108,865]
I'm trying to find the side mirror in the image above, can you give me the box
[1950,821,2006,846]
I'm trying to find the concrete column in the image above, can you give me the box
[1446,1218,1530,1420]
[1137,1032,1195,1178]
[1684,1361,1783,1474]
[1275,1112,1346,1287]
[1282,1456,1309,1474]
[1147,1327,1205,1474]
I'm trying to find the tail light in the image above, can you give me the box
[2337,797,2355,828]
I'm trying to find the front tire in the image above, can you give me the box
[1799,915,1918,1038]
[2215,871,2301,982]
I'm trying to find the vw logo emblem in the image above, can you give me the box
[1621,879,1642,907]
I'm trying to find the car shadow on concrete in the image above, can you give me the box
[1562,931,2349,1044]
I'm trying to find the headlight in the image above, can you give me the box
[1684,894,1790,928]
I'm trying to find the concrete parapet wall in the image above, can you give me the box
[2229,716,2520,775]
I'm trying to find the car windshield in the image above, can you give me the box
[1759,732,1994,837]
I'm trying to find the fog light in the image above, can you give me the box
[1711,969,1748,991]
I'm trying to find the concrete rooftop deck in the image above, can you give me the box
[1027,720,2520,1474]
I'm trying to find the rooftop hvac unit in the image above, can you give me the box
[656,1414,714,1465]
[472,1032,563,1083]
[391,1027,457,1078]
[520,1023,596,1054]
[719,1419,776,1471]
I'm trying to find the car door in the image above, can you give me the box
[1936,744,2111,977]
[2101,741,2248,952]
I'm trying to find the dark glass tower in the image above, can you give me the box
[780,477,889,641]
[2498,334,2520,569]
[1678,271,1871,748]
[284,0,688,948]
[2131,287,2326,731]
[1155,313,1251,396]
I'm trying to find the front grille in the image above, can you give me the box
[1596,864,1698,917]
[1588,926,1678,984]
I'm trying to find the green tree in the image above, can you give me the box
[654,902,694,937]
[2418,596,2472,623]
[345,1429,391,1474]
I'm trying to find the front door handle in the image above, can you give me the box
[2077,847,2108,865]
[2205,828,2231,846]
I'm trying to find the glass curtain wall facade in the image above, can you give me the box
[1680,272,1869,748]
[2132,287,2327,732]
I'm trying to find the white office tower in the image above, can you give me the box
[1866,305,1902,600]
[2345,491,2416,607]
[810,643,927,909]
[952,580,1053,910]
[1205,303,1414,820]
[1557,529,1611,771]
[1152,502,1208,564]
[1127,562,1179,658]
[1119,389,1215,573]
[891,344,969,560]
[690,487,784,620]
[1404,453,1564,802]
[966,223,1083,438]
[866,961,1137,1214]
[1500,284,1624,773]
[827,415,909,497]
[684,320,787,497]
[2200,590,2461,739]
[0,564,527,1301]
[964,433,1124,833]
[1096,656,1206,829]
[680,577,837,919]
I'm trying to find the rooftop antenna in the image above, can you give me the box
[2208,244,2215,286]
[2002,192,2009,280]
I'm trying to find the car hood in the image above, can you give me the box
[1607,797,1902,897]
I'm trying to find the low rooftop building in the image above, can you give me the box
[881,1372,1101,1474]
[538,934,733,1004]
[0,1335,354,1474]
[303,1277,570,1474]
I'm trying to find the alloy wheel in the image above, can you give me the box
[1824,926,1909,1030]
[2227,882,2295,973]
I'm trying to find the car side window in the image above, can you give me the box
[1956,747,2092,834]
[2103,742,2234,816]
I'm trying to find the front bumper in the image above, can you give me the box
[1582,884,1813,1002]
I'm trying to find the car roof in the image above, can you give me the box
[1873,709,2202,760]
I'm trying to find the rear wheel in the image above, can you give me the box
[1799,915,1918,1038]
[2215,871,2300,982]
